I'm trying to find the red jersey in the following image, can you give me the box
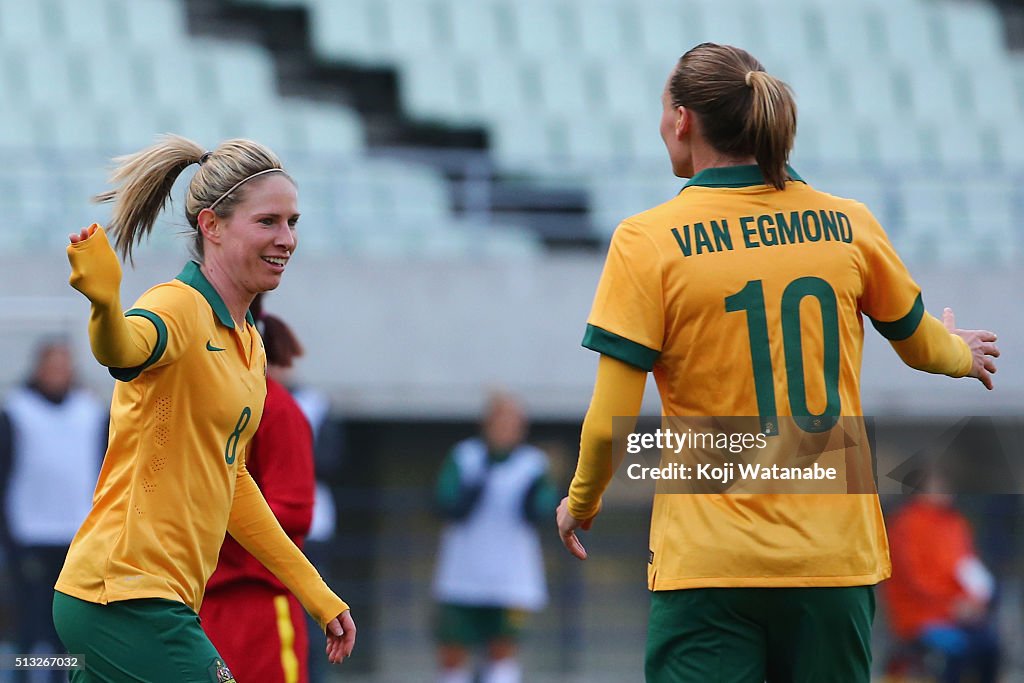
[205,377,315,593]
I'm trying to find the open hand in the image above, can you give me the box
[943,308,999,390]
[556,496,593,560]
[325,610,356,664]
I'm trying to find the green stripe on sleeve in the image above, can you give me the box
[108,309,169,382]
[582,324,659,371]
[869,293,925,341]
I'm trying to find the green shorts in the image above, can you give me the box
[436,603,527,647]
[53,591,235,683]
[645,586,875,683]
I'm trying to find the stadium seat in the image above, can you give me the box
[882,0,941,63]
[907,63,970,123]
[119,0,190,45]
[447,0,508,55]
[0,0,52,46]
[844,61,907,120]
[309,0,383,64]
[576,0,637,58]
[479,56,540,116]
[816,4,886,64]
[398,55,478,125]
[194,41,279,106]
[867,120,929,167]
[936,0,1007,65]
[967,61,1021,124]
[698,2,760,57]
[507,0,577,57]
[634,1,701,62]
[54,0,118,47]
[533,57,600,117]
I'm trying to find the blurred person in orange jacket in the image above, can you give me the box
[884,468,1000,683]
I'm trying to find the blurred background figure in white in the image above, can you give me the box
[432,393,559,683]
[0,339,104,683]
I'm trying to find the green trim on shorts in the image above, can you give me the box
[645,586,875,683]
[436,603,527,647]
[53,591,235,683]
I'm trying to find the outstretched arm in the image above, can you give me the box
[67,225,158,369]
[559,354,647,560]
[885,306,998,389]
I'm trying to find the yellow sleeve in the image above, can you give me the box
[858,215,970,377]
[228,462,349,631]
[67,226,157,371]
[68,225,199,381]
[890,312,972,377]
[582,221,664,371]
[567,354,647,520]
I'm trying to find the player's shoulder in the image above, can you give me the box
[798,183,881,225]
[618,193,688,235]
[134,278,202,315]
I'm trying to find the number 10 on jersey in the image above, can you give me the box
[725,277,841,436]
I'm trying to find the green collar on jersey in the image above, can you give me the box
[683,164,804,189]
[175,261,256,328]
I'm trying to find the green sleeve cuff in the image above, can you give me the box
[108,309,168,382]
[582,324,658,371]
[869,293,924,341]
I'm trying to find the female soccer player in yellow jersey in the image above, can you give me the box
[52,135,355,682]
[556,44,1000,683]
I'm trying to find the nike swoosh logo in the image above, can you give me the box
[206,341,226,352]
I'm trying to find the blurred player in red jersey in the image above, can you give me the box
[201,294,317,683]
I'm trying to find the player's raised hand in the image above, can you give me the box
[67,225,122,307]
[557,496,593,560]
[325,610,356,664]
[68,225,97,244]
[943,307,999,390]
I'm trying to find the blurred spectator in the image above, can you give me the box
[0,339,104,680]
[432,392,559,683]
[884,470,1001,683]
[200,296,317,683]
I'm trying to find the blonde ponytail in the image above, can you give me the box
[94,135,289,263]
[94,134,205,263]
[744,70,797,190]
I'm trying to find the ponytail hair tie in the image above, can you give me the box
[198,151,212,165]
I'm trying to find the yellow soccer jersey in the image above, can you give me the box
[57,261,267,609]
[581,165,969,590]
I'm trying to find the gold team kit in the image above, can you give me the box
[572,165,970,590]
[56,255,346,628]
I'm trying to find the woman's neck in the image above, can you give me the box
[690,146,757,177]
[200,258,252,328]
